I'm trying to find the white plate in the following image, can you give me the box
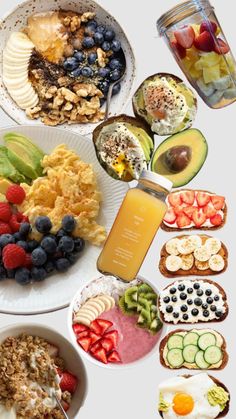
[0,125,128,314]
[0,0,136,135]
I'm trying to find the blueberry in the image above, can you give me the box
[66,252,78,265]
[104,29,115,41]
[81,66,94,77]
[183,314,189,321]
[210,305,217,312]
[73,237,85,253]
[63,57,78,71]
[216,310,223,318]
[191,308,199,316]
[31,267,47,282]
[58,236,74,253]
[98,67,110,79]
[94,32,104,45]
[197,289,204,297]
[27,240,39,252]
[17,240,29,251]
[111,39,121,52]
[166,305,173,313]
[214,295,220,301]
[112,82,121,96]
[70,68,81,78]
[74,51,85,62]
[187,299,193,305]
[56,229,68,240]
[84,21,97,35]
[82,37,95,49]
[96,25,106,34]
[0,266,6,280]
[180,292,187,300]
[110,69,121,81]
[169,287,176,294]
[193,283,200,290]
[202,303,208,310]
[6,269,15,279]
[171,296,177,303]
[0,234,15,248]
[187,287,193,294]
[178,284,185,291]
[99,98,106,107]
[15,268,31,285]
[181,305,188,312]
[13,232,21,241]
[163,296,170,303]
[31,247,47,266]
[194,298,202,306]
[203,310,210,317]
[88,52,97,64]
[205,289,212,296]
[62,215,76,233]
[44,260,55,274]
[98,80,110,95]
[206,297,213,304]
[109,58,122,70]
[35,216,52,234]
[55,258,70,272]
[19,222,31,238]
[41,236,57,254]
[102,41,111,51]
[173,312,179,319]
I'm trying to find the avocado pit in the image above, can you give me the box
[163,145,192,173]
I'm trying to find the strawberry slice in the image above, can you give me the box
[203,204,217,218]
[183,206,197,219]
[168,193,182,207]
[90,320,102,335]
[181,190,195,205]
[200,20,218,34]
[60,371,78,393]
[73,323,89,335]
[171,40,186,59]
[90,341,102,354]
[211,195,225,210]
[210,213,223,226]
[174,25,195,48]
[103,330,118,347]
[96,319,113,334]
[90,332,102,345]
[176,213,191,228]
[107,350,121,363]
[61,401,70,412]
[194,30,214,52]
[196,192,210,207]
[214,38,230,54]
[163,208,176,224]
[77,336,91,352]
[100,337,114,353]
[77,330,90,339]
[173,205,185,216]
[92,347,108,364]
[192,209,207,227]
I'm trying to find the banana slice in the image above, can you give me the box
[93,297,106,312]
[181,254,194,270]
[195,259,209,270]
[209,255,225,272]
[74,313,91,326]
[85,300,103,315]
[80,302,99,318]
[165,238,180,256]
[98,295,115,311]
[188,235,202,250]
[194,245,211,262]
[177,238,196,255]
[166,255,182,272]
[78,308,97,321]
[205,238,222,255]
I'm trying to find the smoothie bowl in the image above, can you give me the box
[68,276,165,368]
[0,323,87,418]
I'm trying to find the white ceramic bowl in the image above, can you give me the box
[68,275,166,369]
[0,323,88,418]
[0,0,136,135]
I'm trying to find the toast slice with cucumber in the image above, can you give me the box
[159,234,228,278]
[159,329,228,370]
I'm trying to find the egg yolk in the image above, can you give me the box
[173,393,194,416]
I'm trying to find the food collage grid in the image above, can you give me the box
[0,0,235,418]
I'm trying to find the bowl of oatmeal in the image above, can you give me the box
[0,0,136,135]
[0,323,88,418]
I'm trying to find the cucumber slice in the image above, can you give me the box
[167,334,184,350]
[183,344,199,363]
[195,350,210,369]
[167,348,184,368]
[198,333,216,350]
[183,332,199,347]
[204,346,222,365]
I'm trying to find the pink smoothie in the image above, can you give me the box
[99,306,161,364]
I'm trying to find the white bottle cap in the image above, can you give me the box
[139,169,173,192]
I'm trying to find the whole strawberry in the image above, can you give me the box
[2,244,26,269]
[6,185,26,205]
[0,203,12,222]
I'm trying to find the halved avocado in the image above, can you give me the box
[151,128,208,187]
[92,114,154,182]
[132,73,197,136]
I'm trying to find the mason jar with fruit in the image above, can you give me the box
[157,0,236,109]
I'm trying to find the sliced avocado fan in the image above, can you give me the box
[0,145,26,183]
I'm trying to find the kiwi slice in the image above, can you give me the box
[144,292,157,303]
[124,286,138,309]
[137,308,152,328]
[137,296,152,313]
[151,305,158,320]
[149,317,163,334]
[118,296,136,316]
[138,283,154,294]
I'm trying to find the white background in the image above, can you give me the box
[0,0,235,418]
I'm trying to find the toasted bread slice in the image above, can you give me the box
[158,279,229,325]
[159,234,228,278]
[161,189,227,231]
[158,374,230,418]
[159,328,228,370]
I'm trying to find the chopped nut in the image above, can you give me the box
[60,87,79,103]
[97,48,108,68]
[63,102,73,111]
[81,12,96,22]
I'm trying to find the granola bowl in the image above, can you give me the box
[0,323,88,418]
[0,0,136,135]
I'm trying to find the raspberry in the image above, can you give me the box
[0,222,12,235]
[9,214,21,233]
[2,244,26,269]
[0,203,12,222]
[6,185,26,205]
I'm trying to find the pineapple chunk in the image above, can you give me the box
[189,66,202,79]
[203,65,221,83]
[195,52,221,70]
[219,55,236,75]
[191,24,200,36]
[182,57,194,71]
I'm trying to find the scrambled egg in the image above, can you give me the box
[19,144,106,246]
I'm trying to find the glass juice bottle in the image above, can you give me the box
[97,171,172,282]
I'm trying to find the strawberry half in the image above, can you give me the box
[176,213,191,228]
[192,209,207,227]
[214,38,230,54]
[96,319,113,334]
[90,341,102,355]
[77,336,91,352]
[77,330,90,339]
[174,25,195,48]
[168,193,182,207]
[194,30,214,52]
[90,332,102,345]
[210,213,223,226]
[92,347,108,364]
[171,40,186,59]
[90,320,102,335]
[183,206,197,220]
[163,208,176,224]
[211,195,225,210]
[73,323,89,335]
[203,204,217,218]
[103,330,118,347]
[107,350,121,363]
[200,20,218,34]
[196,192,210,207]
[60,371,78,393]
[100,337,114,353]
[181,190,195,205]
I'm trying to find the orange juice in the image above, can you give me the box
[97,171,172,281]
